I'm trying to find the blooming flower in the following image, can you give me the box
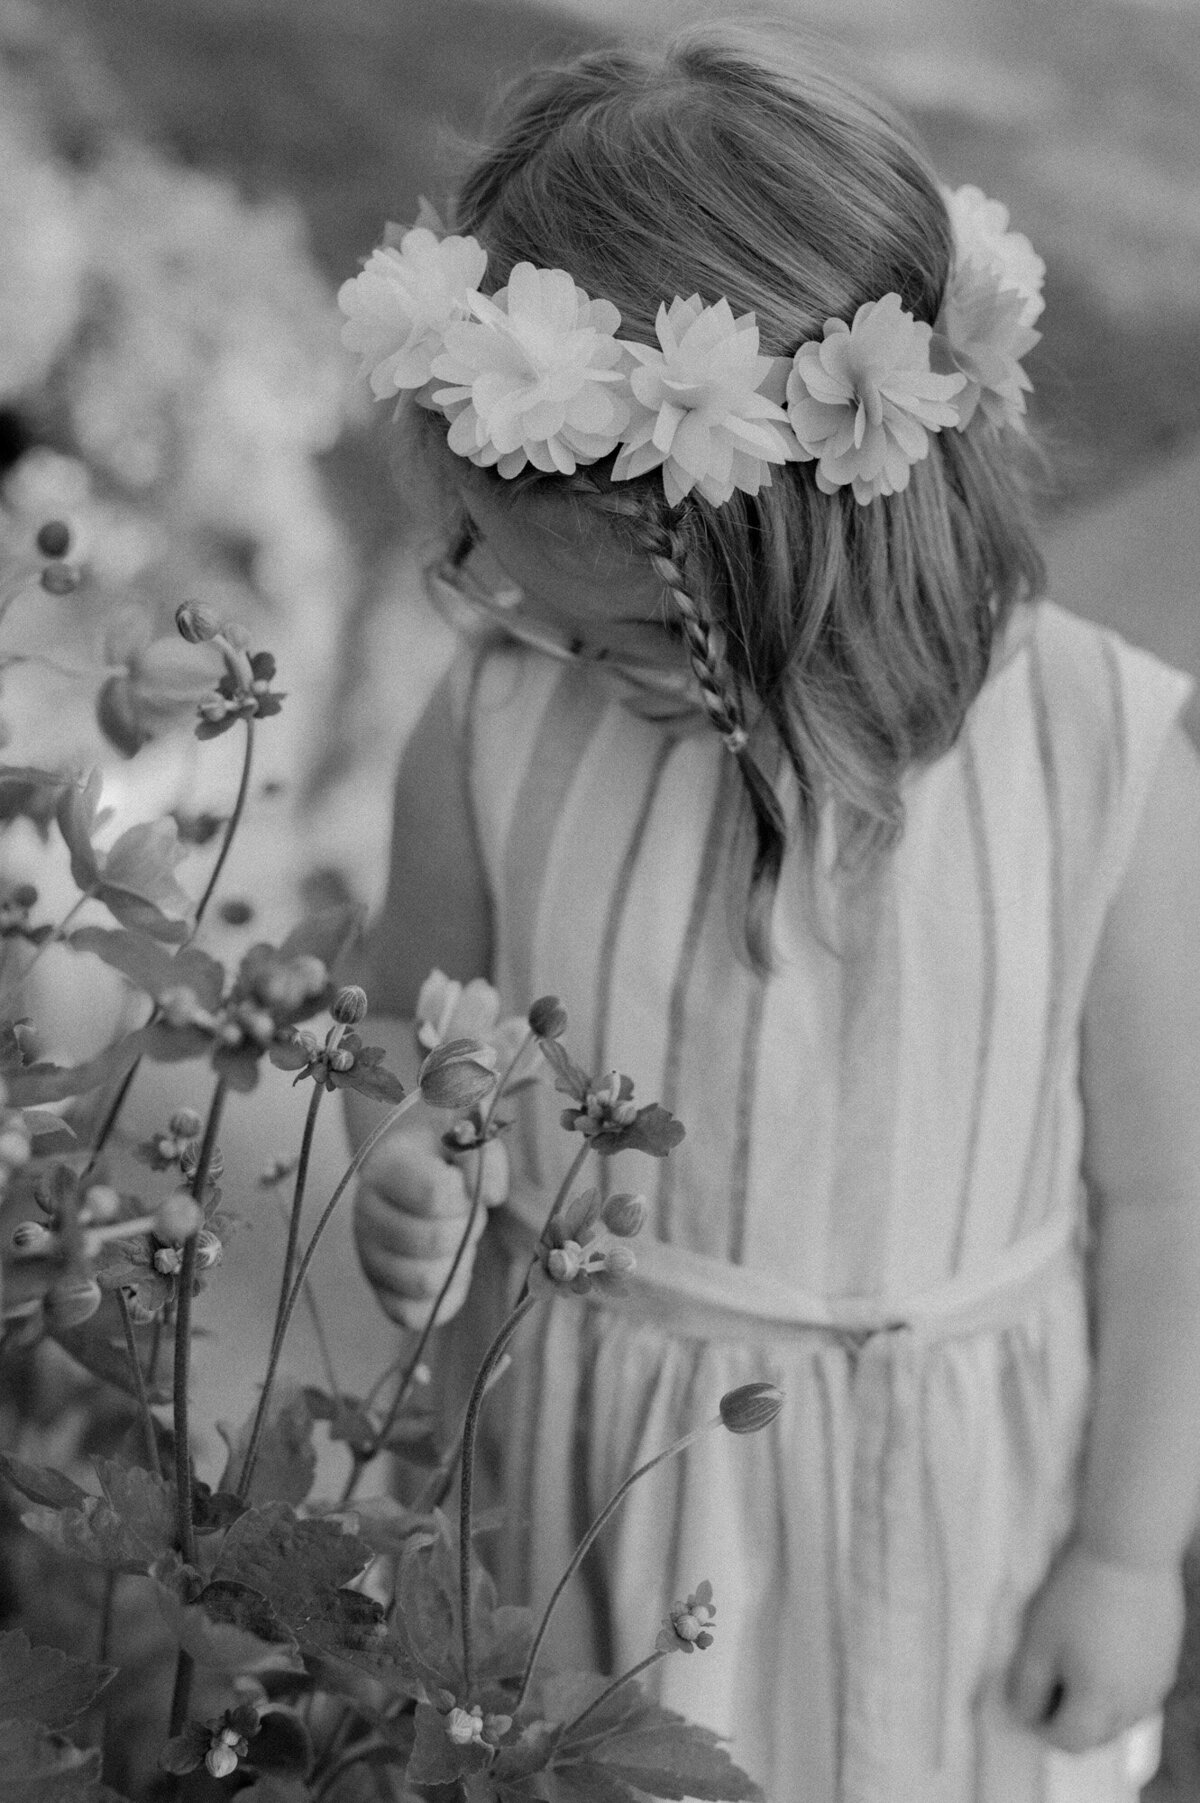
[415,969,540,1084]
[337,228,488,397]
[612,295,798,507]
[429,263,631,478]
[942,185,1045,330]
[656,1581,717,1654]
[785,294,966,504]
[532,1188,638,1298]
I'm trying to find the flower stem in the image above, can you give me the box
[559,1651,666,1740]
[116,1286,162,1478]
[540,1141,592,1241]
[236,1090,421,1502]
[193,715,254,928]
[168,1074,227,1736]
[340,1031,536,1507]
[514,1416,720,1711]
[0,894,87,1015]
[273,1082,323,1346]
[459,1294,537,1697]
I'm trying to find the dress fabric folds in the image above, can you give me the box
[438,599,1191,1802]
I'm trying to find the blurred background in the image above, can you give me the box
[0,0,1198,1787]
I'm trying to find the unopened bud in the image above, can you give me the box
[175,603,219,644]
[331,984,368,1025]
[10,883,37,911]
[418,1037,498,1110]
[327,1046,355,1074]
[718,1382,784,1435]
[0,1125,32,1169]
[180,1141,223,1182]
[40,561,80,596]
[601,1192,647,1238]
[153,1192,203,1244]
[169,1107,204,1138]
[445,1707,483,1747]
[195,1229,223,1270]
[44,1277,102,1328]
[154,1246,184,1276]
[11,1220,52,1252]
[36,520,71,558]
[81,1184,122,1224]
[602,1243,637,1279]
[205,1743,239,1780]
[528,996,568,1039]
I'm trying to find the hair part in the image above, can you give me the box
[403,14,1048,973]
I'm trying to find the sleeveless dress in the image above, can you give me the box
[437,597,1192,1803]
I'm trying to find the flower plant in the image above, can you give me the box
[0,520,780,1801]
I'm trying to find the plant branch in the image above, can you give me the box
[514,1413,720,1711]
[558,1651,666,1740]
[236,1089,421,1501]
[193,715,255,928]
[273,1082,323,1349]
[459,1294,536,1697]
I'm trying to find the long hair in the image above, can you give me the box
[401,17,1047,971]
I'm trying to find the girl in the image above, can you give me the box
[340,19,1200,1801]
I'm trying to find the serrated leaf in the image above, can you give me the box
[338,1496,437,1559]
[406,1701,491,1787]
[555,1693,762,1802]
[0,1718,102,1801]
[212,1504,374,1655]
[152,1558,301,1676]
[0,1630,114,1728]
[19,1459,174,1575]
[217,1383,316,1506]
[48,1309,172,1407]
[543,1767,638,1803]
[596,1104,685,1160]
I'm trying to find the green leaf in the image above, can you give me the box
[552,1691,762,1802]
[0,1630,114,1728]
[277,904,364,974]
[0,1455,88,1512]
[597,1104,686,1160]
[152,1557,302,1676]
[47,1309,172,1407]
[217,1383,316,1507]
[69,929,225,1010]
[19,1459,175,1575]
[248,1709,312,1779]
[0,1718,103,1801]
[93,819,192,941]
[211,1504,376,1660]
[406,1701,491,1787]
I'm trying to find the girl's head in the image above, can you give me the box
[380,17,1047,966]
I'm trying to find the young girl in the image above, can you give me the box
[339,19,1200,1800]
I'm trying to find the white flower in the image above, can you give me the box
[428,263,630,478]
[415,969,540,1082]
[612,296,798,508]
[935,186,1044,432]
[337,228,488,397]
[942,185,1045,329]
[785,294,966,505]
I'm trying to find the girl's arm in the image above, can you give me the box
[343,670,503,1327]
[1007,723,1200,1750]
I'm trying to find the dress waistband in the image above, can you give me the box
[497,1188,1083,1348]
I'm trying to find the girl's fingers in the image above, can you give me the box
[1005,1645,1063,1731]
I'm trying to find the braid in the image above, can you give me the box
[642,510,787,975]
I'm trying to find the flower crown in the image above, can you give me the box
[339,185,1044,509]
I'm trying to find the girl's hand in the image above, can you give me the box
[1005,1540,1183,1753]
[353,1123,509,1329]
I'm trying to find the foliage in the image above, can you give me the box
[0,535,768,1801]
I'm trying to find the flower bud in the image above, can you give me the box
[44,1277,102,1328]
[601,1192,647,1238]
[81,1184,122,1224]
[154,1192,203,1244]
[0,1124,32,1169]
[11,1220,52,1253]
[180,1141,224,1182]
[445,1706,484,1747]
[40,561,80,596]
[195,1229,223,1270]
[175,603,219,644]
[36,520,71,558]
[602,1243,637,1279]
[169,1108,204,1138]
[331,984,368,1025]
[418,1037,499,1110]
[327,1046,355,1073]
[528,995,568,1039]
[547,1242,584,1283]
[123,1288,162,1326]
[205,1743,239,1780]
[718,1382,784,1435]
[11,883,38,911]
[154,1246,185,1276]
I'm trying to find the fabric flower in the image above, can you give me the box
[612,295,798,508]
[429,263,630,478]
[942,185,1045,330]
[785,294,966,505]
[337,228,488,398]
[935,186,1045,432]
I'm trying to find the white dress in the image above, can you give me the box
[435,598,1190,1802]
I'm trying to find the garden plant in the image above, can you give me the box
[0,519,778,1802]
